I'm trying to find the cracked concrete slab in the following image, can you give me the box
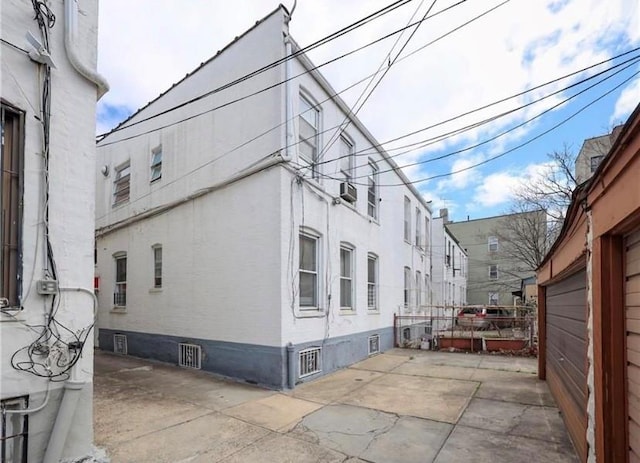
[391,363,475,380]
[459,398,569,443]
[94,376,212,447]
[361,416,453,463]
[290,404,397,456]
[475,377,556,407]
[434,425,579,463]
[290,368,384,404]
[107,412,270,463]
[94,351,578,462]
[349,353,410,372]
[341,377,474,423]
[223,393,322,431]
[216,434,346,463]
[373,373,479,397]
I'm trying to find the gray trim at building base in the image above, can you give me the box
[98,326,393,389]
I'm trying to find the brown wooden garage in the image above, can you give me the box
[545,269,588,461]
[627,230,640,462]
[538,102,640,462]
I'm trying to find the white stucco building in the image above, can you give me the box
[431,209,467,309]
[1,0,107,461]
[95,6,432,389]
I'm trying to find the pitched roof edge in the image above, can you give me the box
[98,5,288,143]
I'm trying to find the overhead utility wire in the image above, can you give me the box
[95,48,640,222]
[299,52,640,175]
[315,0,439,164]
[97,0,415,139]
[299,58,638,181]
[97,0,468,147]
[316,68,640,188]
[93,0,491,221]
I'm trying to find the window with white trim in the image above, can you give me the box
[367,161,378,219]
[424,217,430,252]
[339,136,355,183]
[367,254,378,310]
[114,253,127,307]
[489,264,498,280]
[299,233,319,308]
[152,245,162,288]
[340,245,354,310]
[416,271,422,308]
[404,266,411,307]
[488,236,499,252]
[299,94,320,179]
[489,292,499,305]
[404,197,411,242]
[113,162,131,206]
[415,208,421,247]
[150,145,162,182]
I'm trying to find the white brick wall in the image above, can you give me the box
[1,0,100,460]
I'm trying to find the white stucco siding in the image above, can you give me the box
[97,166,283,346]
[96,9,286,230]
[1,0,100,460]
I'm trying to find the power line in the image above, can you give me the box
[97,0,416,139]
[324,67,640,188]
[97,0,469,147]
[295,54,640,180]
[300,50,640,174]
[315,0,439,165]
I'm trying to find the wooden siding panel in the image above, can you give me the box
[548,365,587,461]
[546,269,588,462]
[628,230,640,463]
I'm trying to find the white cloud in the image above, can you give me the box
[610,74,640,124]
[96,0,640,198]
[473,172,521,207]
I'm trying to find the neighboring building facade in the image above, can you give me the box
[447,210,544,306]
[95,6,432,389]
[431,210,467,308]
[574,125,623,184]
[1,0,107,461]
[538,103,640,462]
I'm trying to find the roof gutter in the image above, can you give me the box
[64,0,109,100]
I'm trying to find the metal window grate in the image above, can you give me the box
[299,347,321,378]
[1,396,29,463]
[368,335,380,355]
[113,334,127,355]
[178,343,201,369]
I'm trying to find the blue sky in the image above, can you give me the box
[96,0,640,222]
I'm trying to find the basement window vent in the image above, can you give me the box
[178,343,202,369]
[299,347,322,378]
[368,334,380,355]
[1,395,29,463]
[113,334,127,355]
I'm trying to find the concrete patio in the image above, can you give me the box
[94,349,578,462]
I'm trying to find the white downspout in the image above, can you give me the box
[43,288,97,463]
[283,14,294,161]
[64,0,109,100]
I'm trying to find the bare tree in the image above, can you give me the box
[492,205,551,271]
[513,146,577,225]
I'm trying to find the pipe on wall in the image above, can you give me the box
[42,380,85,463]
[287,342,295,389]
[64,0,109,100]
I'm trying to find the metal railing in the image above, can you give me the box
[394,305,537,353]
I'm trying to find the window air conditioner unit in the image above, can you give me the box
[340,182,357,203]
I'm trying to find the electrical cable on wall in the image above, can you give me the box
[9,0,94,383]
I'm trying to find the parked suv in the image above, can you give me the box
[457,307,514,329]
